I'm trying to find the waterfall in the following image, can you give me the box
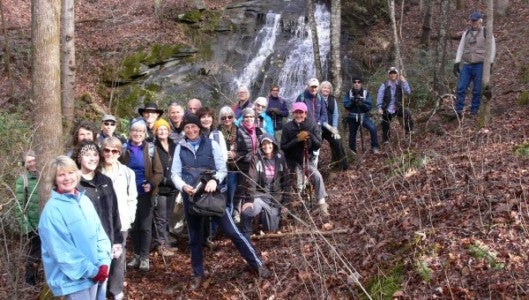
[277,4,330,104]
[233,12,281,89]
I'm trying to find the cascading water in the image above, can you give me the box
[232,12,281,89]
[277,4,330,103]
[232,4,331,104]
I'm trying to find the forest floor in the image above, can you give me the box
[2,0,529,299]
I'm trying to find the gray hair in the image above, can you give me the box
[320,81,333,93]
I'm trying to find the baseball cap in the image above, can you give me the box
[292,102,308,113]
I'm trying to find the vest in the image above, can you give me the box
[179,136,216,186]
[382,82,403,111]
[462,27,487,64]
[324,95,336,125]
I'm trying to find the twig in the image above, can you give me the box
[251,228,352,239]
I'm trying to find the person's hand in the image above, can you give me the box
[377,108,384,115]
[204,179,217,193]
[93,265,109,283]
[453,63,460,77]
[142,181,151,193]
[297,130,310,142]
[227,150,236,160]
[242,202,254,212]
[399,75,407,82]
[269,108,280,115]
[183,184,194,195]
[111,244,123,259]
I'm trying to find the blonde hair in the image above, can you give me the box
[320,81,333,93]
[101,136,123,154]
[48,155,80,189]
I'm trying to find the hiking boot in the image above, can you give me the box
[139,258,149,272]
[190,276,204,290]
[157,245,176,257]
[317,202,330,217]
[127,254,140,269]
[258,265,272,279]
[372,148,380,154]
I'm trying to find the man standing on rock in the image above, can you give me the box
[453,11,496,117]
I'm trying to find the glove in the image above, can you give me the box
[453,63,460,77]
[111,244,123,259]
[297,131,310,142]
[93,265,109,283]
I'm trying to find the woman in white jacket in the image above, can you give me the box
[101,136,138,300]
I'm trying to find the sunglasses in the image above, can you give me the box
[255,104,266,109]
[221,116,234,121]
[103,122,116,126]
[103,148,120,155]
[353,80,362,84]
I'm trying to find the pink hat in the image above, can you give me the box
[292,102,308,112]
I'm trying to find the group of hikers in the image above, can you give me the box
[13,10,494,300]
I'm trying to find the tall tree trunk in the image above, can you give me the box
[61,0,75,136]
[32,0,62,205]
[307,0,322,80]
[419,0,432,50]
[330,0,342,98]
[478,0,494,126]
[433,0,450,96]
[388,0,403,70]
[0,0,14,98]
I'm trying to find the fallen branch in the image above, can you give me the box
[251,228,352,239]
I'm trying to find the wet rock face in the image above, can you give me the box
[133,0,317,107]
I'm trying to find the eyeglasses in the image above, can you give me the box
[255,104,266,109]
[271,89,279,92]
[103,122,116,126]
[243,115,255,119]
[310,85,318,88]
[103,148,120,155]
[221,116,234,121]
[131,129,145,133]
[353,80,362,84]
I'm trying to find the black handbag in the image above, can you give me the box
[190,190,226,217]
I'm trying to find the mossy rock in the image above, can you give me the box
[178,10,203,24]
[517,90,529,105]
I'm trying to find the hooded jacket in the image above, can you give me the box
[246,134,291,205]
[39,190,111,297]
[14,171,40,234]
[281,117,322,166]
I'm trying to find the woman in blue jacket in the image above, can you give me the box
[39,156,111,299]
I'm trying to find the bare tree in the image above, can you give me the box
[419,0,432,50]
[0,0,14,97]
[330,0,342,98]
[478,0,494,126]
[433,0,450,95]
[61,0,75,135]
[388,0,403,70]
[32,0,63,204]
[307,0,322,80]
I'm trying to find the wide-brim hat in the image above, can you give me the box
[138,103,164,116]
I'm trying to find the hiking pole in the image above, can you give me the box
[359,113,365,153]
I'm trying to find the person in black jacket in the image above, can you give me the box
[72,140,122,300]
[241,134,291,239]
[280,102,329,217]
[343,77,380,154]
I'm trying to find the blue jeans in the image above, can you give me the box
[183,194,263,277]
[226,171,238,215]
[64,284,97,300]
[456,63,483,114]
[348,114,379,151]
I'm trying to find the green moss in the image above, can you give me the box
[520,64,529,84]
[180,10,203,24]
[518,90,529,105]
[387,150,425,177]
[119,52,148,80]
[514,141,529,157]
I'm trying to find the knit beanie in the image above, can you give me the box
[182,114,202,129]
[153,119,171,134]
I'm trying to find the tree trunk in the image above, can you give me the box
[307,0,322,80]
[388,0,403,70]
[0,0,14,98]
[419,0,432,50]
[478,0,494,127]
[330,0,342,99]
[32,0,63,206]
[61,0,75,135]
[433,0,450,96]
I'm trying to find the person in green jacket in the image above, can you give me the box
[14,150,41,286]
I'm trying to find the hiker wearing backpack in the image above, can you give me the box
[344,77,380,155]
[266,85,289,143]
[14,150,41,286]
[376,67,414,143]
[453,11,496,117]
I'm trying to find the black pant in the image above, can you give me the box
[25,231,41,285]
[381,108,414,142]
[153,192,177,247]
[132,194,154,259]
[322,126,348,169]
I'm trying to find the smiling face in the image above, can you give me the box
[261,140,274,158]
[25,155,37,172]
[320,85,331,97]
[77,127,94,143]
[79,149,100,174]
[130,125,146,145]
[242,114,255,126]
[55,167,79,194]
[156,125,170,141]
[101,121,117,136]
[142,110,159,126]
[293,110,306,124]
[254,101,266,114]
[200,114,213,130]
[184,123,201,141]
[308,85,319,96]
[169,105,184,124]
[237,89,249,103]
